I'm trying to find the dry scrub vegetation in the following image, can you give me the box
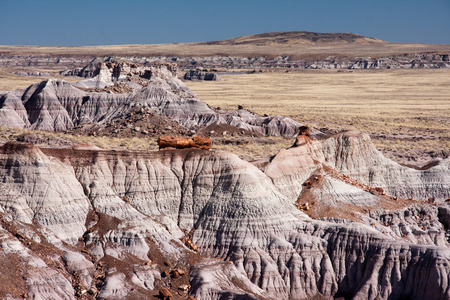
[186,69,450,161]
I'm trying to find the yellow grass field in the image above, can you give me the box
[186,69,450,155]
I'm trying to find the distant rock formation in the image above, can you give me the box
[14,71,51,77]
[0,63,309,137]
[71,61,178,90]
[2,52,449,72]
[183,70,221,81]
[0,131,449,299]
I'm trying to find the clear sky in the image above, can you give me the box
[1,0,449,46]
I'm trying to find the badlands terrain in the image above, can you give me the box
[0,32,449,299]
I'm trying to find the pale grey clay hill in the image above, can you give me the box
[0,57,449,300]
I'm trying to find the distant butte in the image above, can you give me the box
[200,31,385,45]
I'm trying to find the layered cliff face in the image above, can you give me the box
[0,130,449,299]
[0,64,306,137]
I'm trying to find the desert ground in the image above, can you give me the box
[186,69,450,164]
[1,67,449,164]
[1,33,449,163]
[0,67,78,91]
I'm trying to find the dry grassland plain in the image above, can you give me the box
[0,68,79,91]
[186,69,450,159]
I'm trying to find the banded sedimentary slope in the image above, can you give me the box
[0,130,449,299]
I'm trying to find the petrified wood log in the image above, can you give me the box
[158,136,212,150]
[159,288,173,300]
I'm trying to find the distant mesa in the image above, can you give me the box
[201,31,385,46]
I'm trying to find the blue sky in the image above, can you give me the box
[1,0,449,46]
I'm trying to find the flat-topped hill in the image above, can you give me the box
[201,31,385,45]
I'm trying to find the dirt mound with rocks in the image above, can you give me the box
[67,106,191,138]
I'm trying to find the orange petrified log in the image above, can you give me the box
[298,125,311,137]
[158,136,212,150]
